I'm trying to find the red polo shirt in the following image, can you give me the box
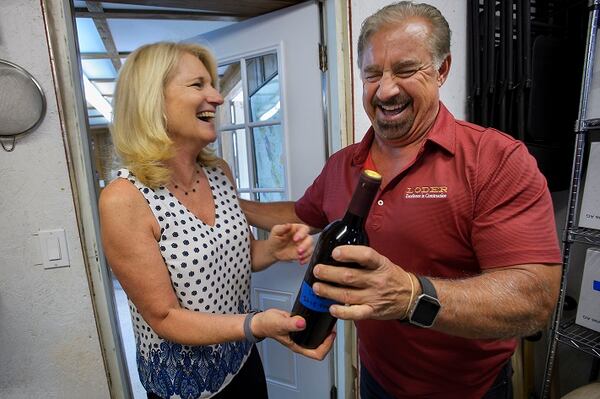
[295,103,561,398]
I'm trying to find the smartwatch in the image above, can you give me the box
[408,276,441,328]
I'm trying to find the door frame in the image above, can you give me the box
[321,1,357,397]
[41,1,132,398]
[40,0,354,397]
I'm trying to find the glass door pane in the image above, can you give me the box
[246,54,280,122]
[252,124,285,191]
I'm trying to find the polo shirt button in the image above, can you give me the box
[377,200,384,206]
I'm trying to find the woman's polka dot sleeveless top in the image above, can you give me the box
[116,166,253,398]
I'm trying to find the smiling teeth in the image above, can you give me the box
[197,111,215,119]
[381,104,405,111]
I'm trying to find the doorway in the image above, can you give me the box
[66,1,348,398]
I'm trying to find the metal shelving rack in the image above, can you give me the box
[541,1,600,397]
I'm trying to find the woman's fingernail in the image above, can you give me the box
[332,248,340,258]
[295,318,306,329]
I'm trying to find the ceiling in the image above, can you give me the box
[73,0,307,127]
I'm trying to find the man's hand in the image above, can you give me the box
[312,245,416,320]
[268,223,313,264]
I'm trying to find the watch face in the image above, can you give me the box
[410,296,441,327]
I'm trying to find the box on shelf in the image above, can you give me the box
[575,247,600,333]
[579,142,600,230]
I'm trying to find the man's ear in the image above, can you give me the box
[437,54,451,87]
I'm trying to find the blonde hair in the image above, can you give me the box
[111,41,219,188]
[357,1,451,69]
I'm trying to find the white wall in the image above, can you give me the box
[350,0,467,141]
[0,1,110,398]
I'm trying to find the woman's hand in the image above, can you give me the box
[268,223,313,264]
[251,308,335,361]
[250,223,313,271]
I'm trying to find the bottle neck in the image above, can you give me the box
[341,211,366,228]
[342,173,380,227]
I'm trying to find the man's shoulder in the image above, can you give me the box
[454,119,488,133]
[335,141,363,155]
[450,121,538,181]
[327,141,363,163]
[309,142,364,184]
[454,119,523,150]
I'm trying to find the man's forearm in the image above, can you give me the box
[240,199,302,230]
[432,264,561,339]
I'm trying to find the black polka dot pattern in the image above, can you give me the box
[117,167,253,397]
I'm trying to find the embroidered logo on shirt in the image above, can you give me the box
[404,186,448,199]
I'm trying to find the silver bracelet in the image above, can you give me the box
[243,309,265,343]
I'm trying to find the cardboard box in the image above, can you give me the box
[579,142,600,229]
[575,247,600,332]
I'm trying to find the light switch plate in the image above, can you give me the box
[36,229,70,269]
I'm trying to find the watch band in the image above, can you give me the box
[243,309,265,343]
[416,275,437,298]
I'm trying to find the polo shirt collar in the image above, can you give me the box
[351,101,456,166]
[425,102,456,155]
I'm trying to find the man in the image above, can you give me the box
[242,2,562,398]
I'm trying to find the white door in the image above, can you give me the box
[195,2,333,398]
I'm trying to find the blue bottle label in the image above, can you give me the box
[299,281,337,312]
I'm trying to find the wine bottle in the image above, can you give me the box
[290,169,382,349]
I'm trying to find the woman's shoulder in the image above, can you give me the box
[99,175,147,213]
[99,176,161,250]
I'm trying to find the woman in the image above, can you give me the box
[99,42,334,399]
